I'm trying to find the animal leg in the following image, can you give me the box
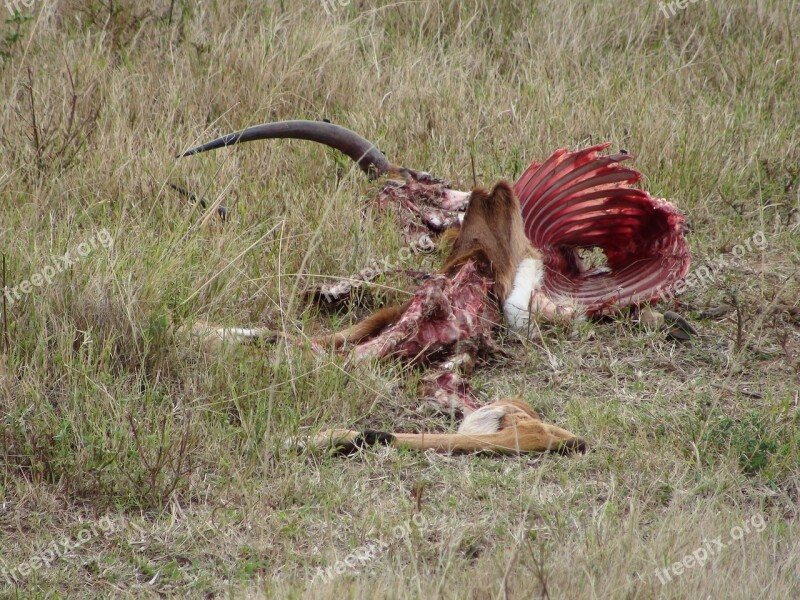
[304,399,587,456]
[313,304,407,349]
[181,322,290,353]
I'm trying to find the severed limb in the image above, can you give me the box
[304,399,587,456]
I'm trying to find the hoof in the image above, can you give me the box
[555,437,589,455]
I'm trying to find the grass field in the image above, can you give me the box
[1,0,799,597]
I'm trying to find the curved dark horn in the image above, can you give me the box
[180,120,395,178]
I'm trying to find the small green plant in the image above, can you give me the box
[0,10,31,63]
[700,407,799,479]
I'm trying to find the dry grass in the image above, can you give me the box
[1,0,799,597]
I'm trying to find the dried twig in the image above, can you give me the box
[470,152,477,188]
[1,254,8,354]
[26,67,41,171]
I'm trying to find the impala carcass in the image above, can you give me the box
[179,120,690,454]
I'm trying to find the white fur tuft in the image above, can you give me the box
[503,257,544,334]
[458,405,507,435]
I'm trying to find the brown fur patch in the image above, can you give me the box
[442,182,539,304]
